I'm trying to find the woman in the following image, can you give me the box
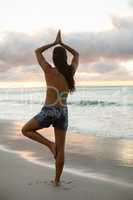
[21,30,79,186]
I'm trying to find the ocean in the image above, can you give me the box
[0,85,133,139]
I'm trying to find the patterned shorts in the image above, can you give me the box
[33,105,68,131]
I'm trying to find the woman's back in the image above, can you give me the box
[44,67,69,106]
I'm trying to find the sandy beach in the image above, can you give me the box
[0,119,133,200]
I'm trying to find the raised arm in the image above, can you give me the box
[59,31,79,74]
[35,31,60,73]
[62,42,79,74]
[61,42,79,56]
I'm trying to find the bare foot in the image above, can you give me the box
[51,180,61,187]
[49,142,56,159]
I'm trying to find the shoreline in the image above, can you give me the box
[0,117,133,140]
[0,144,133,189]
[0,118,133,168]
[0,149,133,200]
[0,118,133,199]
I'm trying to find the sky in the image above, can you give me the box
[0,0,133,87]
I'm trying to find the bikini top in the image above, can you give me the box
[58,90,68,99]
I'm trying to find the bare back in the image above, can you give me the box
[44,67,69,106]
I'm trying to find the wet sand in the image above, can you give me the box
[0,119,133,199]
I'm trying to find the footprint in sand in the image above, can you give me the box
[62,180,73,184]
[27,179,73,190]
[61,180,73,190]
[27,182,32,186]
[27,180,47,186]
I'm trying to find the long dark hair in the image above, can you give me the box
[52,46,75,93]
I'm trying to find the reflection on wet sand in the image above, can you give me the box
[118,140,133,166]
[0,119,133,185]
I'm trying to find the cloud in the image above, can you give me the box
[0,28,56,68]
[129,0,133,7]
[77,59,131,82]
[0,65,43,82]
[87,59,119,74]
[0,15,133,82]
[71,15,133,63]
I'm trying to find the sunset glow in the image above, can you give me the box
[0,0,133,86]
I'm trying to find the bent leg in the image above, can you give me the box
[21,117,56,158]
[53,127,66,185]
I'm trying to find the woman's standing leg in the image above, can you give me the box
[53,127,66,186]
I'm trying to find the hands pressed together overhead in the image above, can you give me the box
[53,30,63,45]
[35,28,79,73]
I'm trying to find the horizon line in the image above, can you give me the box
[0,81,133,88]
